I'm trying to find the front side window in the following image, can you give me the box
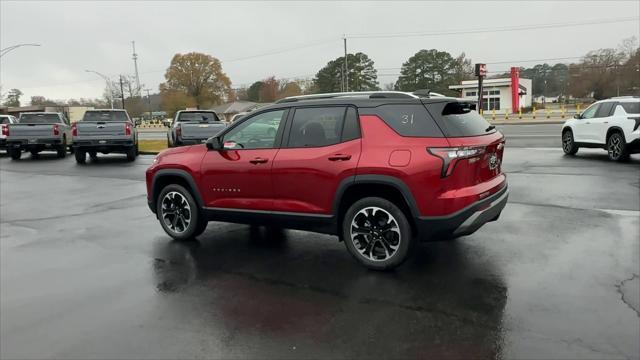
[223,109,286,149]
[288,107,346,148]
[580,103,600,119]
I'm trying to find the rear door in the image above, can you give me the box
[589,101,615,144]
[271,106,362,214]
[574,103,599,142]
[200,108,288,210]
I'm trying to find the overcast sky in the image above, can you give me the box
[1,0,639,104]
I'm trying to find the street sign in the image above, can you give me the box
[475,63,487,77]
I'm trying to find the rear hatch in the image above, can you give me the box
[424,100,505,188]
[76,111,129,137]
[10,114,59,138]
[178,112,225,140]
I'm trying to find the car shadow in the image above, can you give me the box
[565,151,640,165]
[151,224,508,358]
[76,154,135,165]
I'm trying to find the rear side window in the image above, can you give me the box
[288,107,346,147]
[19,114,60,124]
[620,102,640,114]
[428,102,493,137]
[372,104,444,137]
[595,102,615,117]
[83,111,129,122]
[1,117,11,124]
[341,107,360,142]
[178,112,219,122]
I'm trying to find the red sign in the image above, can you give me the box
[475,63,487,77]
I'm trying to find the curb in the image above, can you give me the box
[490,121,565,125]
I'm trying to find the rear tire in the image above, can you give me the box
[342,197,413,270]
[9,148,21,160]
[156,184,204,241]
[607,131,630,162]
[562,129,579,155]
[89,151,98,160]
[75,150,86,164]
[126,146,136,162]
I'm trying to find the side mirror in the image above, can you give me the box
[574,113,582,119]
[206,136,223,150]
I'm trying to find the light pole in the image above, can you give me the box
[0,43,41,58]
[85,69,113,109]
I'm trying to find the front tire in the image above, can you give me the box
[156,184,205,241]
[607,131,630,162]
[562,129,579,155]
[342,197,413,270]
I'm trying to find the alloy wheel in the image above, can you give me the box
[562,132,573,153]
[608,134,622,159]
[350,207,401,262]
[161,191,192,234]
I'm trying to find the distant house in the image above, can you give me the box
[211,101,269,122]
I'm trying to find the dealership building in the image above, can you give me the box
[448,67,532,114]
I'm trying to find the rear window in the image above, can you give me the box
[620,102,640,114]
[83,111,129,122]
[19,113,60,124]
[370,104,444,137]
[428,102,495,137]
[1,117,12,124]
[178,112,219,122]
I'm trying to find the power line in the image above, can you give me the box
[346,17,639,39]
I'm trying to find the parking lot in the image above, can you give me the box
[1,131,639,359]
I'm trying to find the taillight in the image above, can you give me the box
[428,147,486,177]
[125,122,132,136]
[71,123,78,137]
[53,124,60,136]
[176,124,181,138]
[1,124,8,136]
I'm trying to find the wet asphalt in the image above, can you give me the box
[1,140,639,359]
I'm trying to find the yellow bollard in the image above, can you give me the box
[546,108,550,119]
[576,104,581,114]
[561,106,565,119]
[518,107,522,120]
[492,108,496,120]
[505,110,509,120]
[533,107,536,119]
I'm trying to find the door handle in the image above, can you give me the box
[585,122,591,124]
[603,121,608,124]
[249,157,268,164]
[328,154,352,161]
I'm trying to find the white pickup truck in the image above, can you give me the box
[6,112,72,160]
[72,109,138,163]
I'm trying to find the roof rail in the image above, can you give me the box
[610,96,640,99]
[276,91,419,103]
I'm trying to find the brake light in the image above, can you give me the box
[428,146,486,177]
[71,123,78,136]
[125,122,132,136]
[1,124,8,136]
[53,124,60,136]
[176,124,181,138]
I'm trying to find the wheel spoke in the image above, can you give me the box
[350,206,401,262]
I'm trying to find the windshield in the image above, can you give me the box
[83,111,129,122]
[19,113,60,124]
[177,112,219,122]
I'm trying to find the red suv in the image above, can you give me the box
[146,91,508,270]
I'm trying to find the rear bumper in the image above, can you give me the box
[73,139,134,152]
[7,138,62,150]
[417,184,509,240]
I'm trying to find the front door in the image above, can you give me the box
[590,101,615,144]
[200,109,288,210]
[272,106,362,214]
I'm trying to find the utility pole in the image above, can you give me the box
[131,41,141,95]
[119,75,126,109]
[343,36,348,92]
[145,88,152,120]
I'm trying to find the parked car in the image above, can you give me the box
[562,96,640,161]
[6,112,71,160]
[167,110,226,147]
[0,114,19,152]
[146,91,508,270]
[72,109,138,163]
